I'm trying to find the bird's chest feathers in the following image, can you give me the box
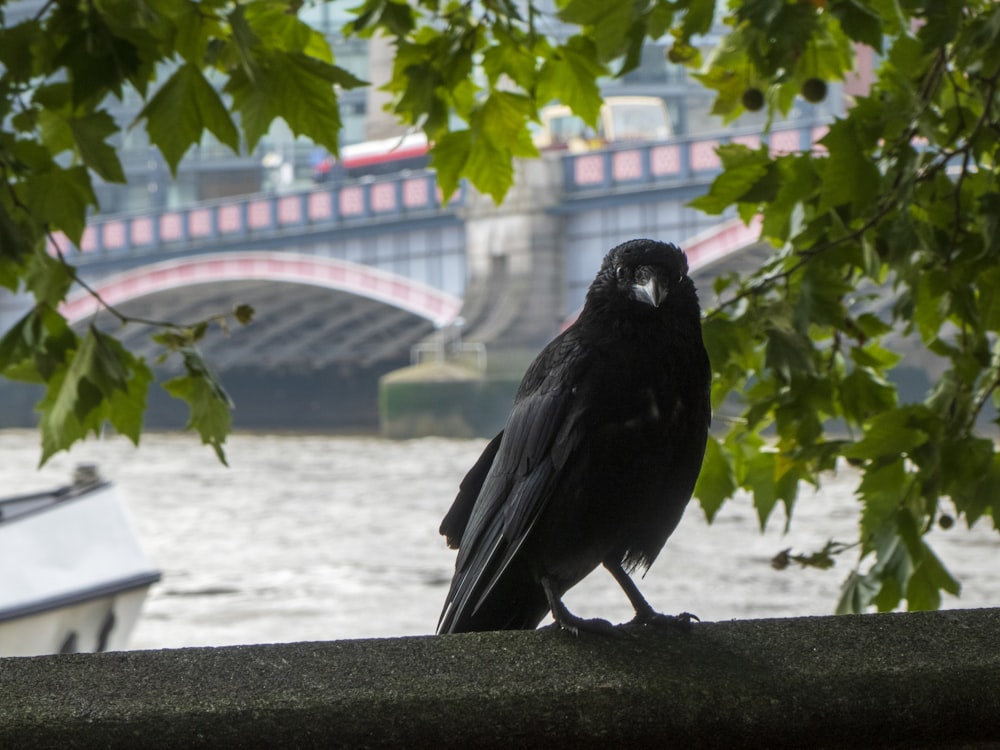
[587,341,683,436]
[571,368,683,445]
[621,386,679,432]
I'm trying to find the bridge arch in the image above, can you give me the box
[60,251,462,327]
[681,215,763,273]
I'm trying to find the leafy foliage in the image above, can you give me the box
[2,0,999,614]
[688,0,1000,613]
[0,0,346,462]
[0,0,711,462]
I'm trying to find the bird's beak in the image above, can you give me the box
[632,274,667,308]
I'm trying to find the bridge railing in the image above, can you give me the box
[561,120,830,194]
[52,171,462,260]
[53,122,830,260]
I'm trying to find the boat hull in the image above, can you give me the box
[0,478,160,657]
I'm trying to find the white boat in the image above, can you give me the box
[0,466,161,657]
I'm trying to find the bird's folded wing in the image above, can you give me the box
[439,430,504,549]
[439,361,587,628]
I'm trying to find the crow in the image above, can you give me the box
[437,239,711,635]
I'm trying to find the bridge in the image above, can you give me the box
[3,122,826,430]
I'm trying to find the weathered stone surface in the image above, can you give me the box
[2,608,999,749]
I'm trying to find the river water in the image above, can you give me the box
[1,429,996,649]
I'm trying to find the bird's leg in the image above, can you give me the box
[603,560,699,630]
[540,576,622,637]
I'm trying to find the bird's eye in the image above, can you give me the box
[616,265,627,281]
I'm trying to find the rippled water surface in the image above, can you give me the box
[1,429,996,649]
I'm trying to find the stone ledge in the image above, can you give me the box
[1,608,999,749]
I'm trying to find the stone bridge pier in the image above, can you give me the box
[458,155,566,356]
[379,156,567,438]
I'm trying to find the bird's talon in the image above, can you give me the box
[555,615,623,638]
[632,610,700,632]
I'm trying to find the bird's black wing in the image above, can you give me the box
[437,331,590,632]
[439,430,503,549]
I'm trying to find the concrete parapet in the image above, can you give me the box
[2,608,999,748]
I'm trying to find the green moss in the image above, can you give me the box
[379,362,519,438]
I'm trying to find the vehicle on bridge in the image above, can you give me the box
[312,96,674,182]
[313,132,431,183]
[534,95,674,152]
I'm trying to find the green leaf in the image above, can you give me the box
[854,312,894,339]
[0,18,43,83]
[939,437,993,514]
[692,64,749,123]
[794,258,851,329]
[135,63,240,173]
[855,458,906,538]
[466,130,514,204]
[977,266,1000,332]
[233,304,255,325]
[680,0,718,40]
[1,306,70,382]
[68,111,126,183]
[843,407,931,461]
[80,327,129,395]
[430,129,472,203]
[913,270,949,343]
[37,365,89,466]
[52,4,141,105]
[850,342,901,370]
[24,249,75,308]
[745,449,779,530]
[106,354,152,446]
[22,166,97,246]
[225,50,361,154]
[162,349,234,465]
[170,0,212,63]
[694,435,737,522]
[358,0,416,37]
[0,201,30,277]
[482,27,538,90]
[37,109,76,156]
[870,528,910,611]
[36,326,134,465]
[558,0,633,61]
[829,0,884,52]
[479,91,537,158]
[963,453,1000,527]
[836,569,882,614]
[689,144,772,215]
[761,155,820,244]
[906,542,961,610]
[241,1,334,61]
[817,119,880,214]
[537,36,606,127]
[839,368,897,423]
[764,326,815,381]
[701,316,750,372]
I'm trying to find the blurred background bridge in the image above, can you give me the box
[1,122,826,431]
[0,0,846,431]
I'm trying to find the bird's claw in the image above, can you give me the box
[631,610,700,632]
[553,615,626,638]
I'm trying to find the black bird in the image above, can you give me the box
[437,239,711,635]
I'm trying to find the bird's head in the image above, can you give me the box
[587,239,697,320]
